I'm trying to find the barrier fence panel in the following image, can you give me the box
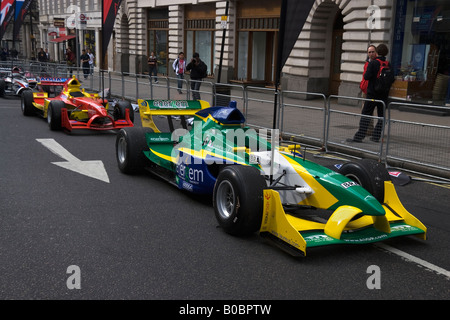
[325,95,386,161]
[280,91,327,145]
[213,83,246,114]
[187,79,215,107]
[245,86,280,130]
[386,102,450,175]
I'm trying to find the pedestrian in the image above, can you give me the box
[147,51,158,83]
[10,48,18,59]
[173,52,186,94]
[186,52,207,100]
[66,47,76,77]
[80,49,90,79]
[359,45,377,136]
[88,49,95,75]
[0,48,7,61]
[348,44,391,143]
[359,45,377,96]
[45,48,50,62]
[37,48,46,62]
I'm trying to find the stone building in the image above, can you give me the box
[27,0,450,104]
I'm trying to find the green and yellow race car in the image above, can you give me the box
[115,99,426,256]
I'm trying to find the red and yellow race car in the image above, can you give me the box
[21,76,134,132]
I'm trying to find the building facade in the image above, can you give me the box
[10,0,449,105]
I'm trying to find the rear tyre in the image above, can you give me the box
[114,100,134,123]
[0,79,5,97]
[47,100,64,130]
[338,159,391,202]
[21,90,34,116]
[213,165,266,236]
[116,127,152,174]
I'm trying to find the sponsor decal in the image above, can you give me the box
[39,77,69,83]
[389,171,402,178]
[341,180,358,189]
[152,100,189,109]
[176,161,204,185]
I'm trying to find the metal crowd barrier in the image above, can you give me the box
[280,91,327,146]
[8,61,450,179]
[386,102,450,176]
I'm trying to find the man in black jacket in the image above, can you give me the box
[186,52,207,100]
[349,44,391,143]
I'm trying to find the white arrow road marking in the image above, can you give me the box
[36,138,110,183]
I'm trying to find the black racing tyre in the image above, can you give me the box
[116,127,152,174]
[213,165,267,236]
[0,79,5,97]
[338,159,391,203]
[47,100,64,131]
[21,90,34,116]
[113,100,134,123]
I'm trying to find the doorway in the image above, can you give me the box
[329,11,344,95]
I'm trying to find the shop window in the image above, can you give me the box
[391,0,450,104]
[186,29,214,76]
[148,9,169,75]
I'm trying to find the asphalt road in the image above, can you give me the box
[0,96,449,304]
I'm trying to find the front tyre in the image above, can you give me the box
[116,127,152,174]
[47,100,64,130]
[21,90,34,116]
[0,79,6,97]
[114,100,134,123]
[338,159,391,202]
[213,165,266,236]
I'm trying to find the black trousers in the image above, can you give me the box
[354,96,386,141]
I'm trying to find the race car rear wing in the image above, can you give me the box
[137,99,211,132]
[38,77,70,86]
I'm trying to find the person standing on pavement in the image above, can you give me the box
[349,43,390,143]
[37,48,46,62]
[359,45,377,96]
[66,47,76,77]
[80,49,90,79]
[88,49,95,75]
[45,48,51,62]
[147,51,158,83]
[186,52,207,100]
[173,52,186,94]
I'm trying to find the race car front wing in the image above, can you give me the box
[260,181,427,256]
[60,108,133,131]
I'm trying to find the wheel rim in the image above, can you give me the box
[117,136,127,164]
[47,106,52,124]
[216,180,235,219]
[345,173,362,185]
[21,99,25,112]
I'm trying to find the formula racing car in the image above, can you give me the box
[21,76,134,132]
[0,66,38,97]
[115,99,426,256]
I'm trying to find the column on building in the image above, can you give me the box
[168,5,184,77]
[95,29,101,72]
[281,0,393,100]
[339,2,393,100]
